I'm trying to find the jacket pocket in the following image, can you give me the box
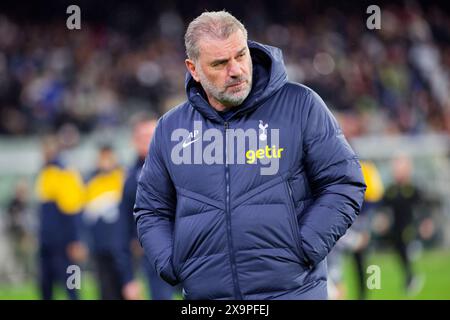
[284,180,310,268]
[160,256,180,286]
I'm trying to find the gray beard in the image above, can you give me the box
[197,63,253,107]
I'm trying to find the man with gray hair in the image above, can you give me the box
[135,10,366,300]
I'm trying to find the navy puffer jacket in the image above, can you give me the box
[134,41,366,300]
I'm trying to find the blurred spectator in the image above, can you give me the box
[83,145,142,300]
[349,160,385,300]
[327,160,384,300]
[34,134,86,300]
[382,154,425,295]
[119,112,176,300]
[5,179,34,280]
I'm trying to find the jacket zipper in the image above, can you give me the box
[224,121,242,299]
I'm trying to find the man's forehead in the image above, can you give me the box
[197,30,248,61]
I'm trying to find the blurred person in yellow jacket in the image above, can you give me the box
[327,160,384,299]
[35,135,86,300]
[83,145,142,300]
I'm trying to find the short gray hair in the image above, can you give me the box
[184,11,248,61]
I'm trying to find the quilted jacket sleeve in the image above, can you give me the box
[299,90,366,267]
[134,118,179,286]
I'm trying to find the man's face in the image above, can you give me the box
[98,149,117,172]
[133,120,157,158]
[186,29,253,111]
[42,137,59,163]
[393,155,413,184]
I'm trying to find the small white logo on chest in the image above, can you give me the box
[259,120,269,141]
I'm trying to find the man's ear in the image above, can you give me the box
[185,59,200,82]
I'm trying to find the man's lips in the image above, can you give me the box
[227,80,246,88]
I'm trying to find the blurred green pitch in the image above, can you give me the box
[0,249,449,300]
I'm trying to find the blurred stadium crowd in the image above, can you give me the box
[0,1,449,137]
[0,0,450,299]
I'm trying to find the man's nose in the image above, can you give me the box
[228,59,242,78]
